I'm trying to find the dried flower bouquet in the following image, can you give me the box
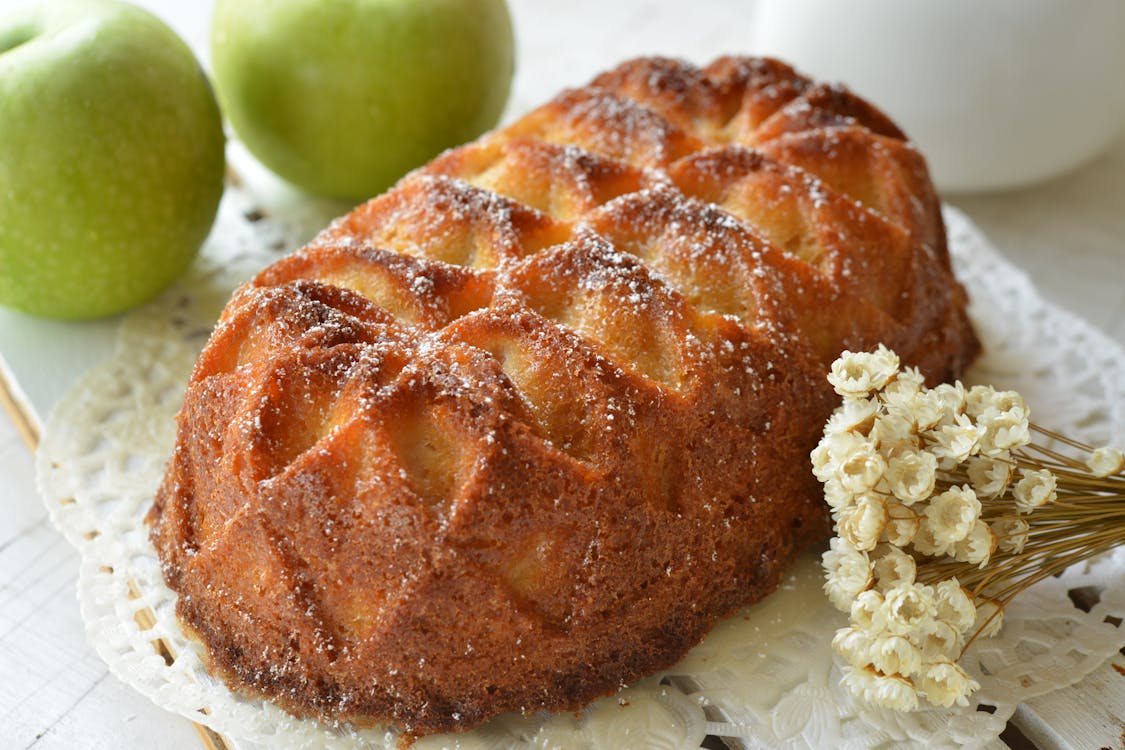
[814,346,1125,710]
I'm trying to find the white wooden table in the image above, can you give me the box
[1,1,1123,748]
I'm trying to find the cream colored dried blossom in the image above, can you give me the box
[869,411,918,455]
[823,478,855,513]
[810,437,836,483]
[935,455,961,474]
[966,454,1012,499]
[812,431,867,483]
[823,537,873,611]
[1087,446,1125,477]
[869,634,923,677]
[880,583,936,636]
[881,366,925,407]
[934,579,976,633]
[911,520,952,557]
[975,599,1005,638]
[901,389,946,432]
[839,493,888,551]
[978,406,1030,455]
[873,545,917,592]
[963,384,997,419]
[966,386,1026,418]
[881,500,921,547]
[826,397,880,436]
[928,413,982,463]
[1014,468,1057,513]
[869,673,920,711]
[952,520,996,567]
[814,431,855,483]
[930,382,967,424]
[992,517,1030,554]
[924,485,981,547]
[990,389,1028,416]
[842,665,918,711]
[836,439,887,493]
[919,660,979,708]
[828,345,900,400]
[832,626,874,665]
[912,619,962,660]
[851,589,885,632]
[840,663,878,699]
[885,449,937,505]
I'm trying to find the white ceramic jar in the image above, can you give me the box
[750,0,1125,193]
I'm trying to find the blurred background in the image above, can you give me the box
[6,0,1124,193]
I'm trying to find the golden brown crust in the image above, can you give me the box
[149,56,979,737]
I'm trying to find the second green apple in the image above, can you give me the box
[212,0,515,201]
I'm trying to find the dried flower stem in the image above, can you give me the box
[922,427,1125,622]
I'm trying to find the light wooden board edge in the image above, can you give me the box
[0,360,232,750]
[1011,660,1125,750]
[0,357,39,452]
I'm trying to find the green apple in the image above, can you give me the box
[211,0,514,200]
[0,0,224,320]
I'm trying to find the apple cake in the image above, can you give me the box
[149,55,979,737]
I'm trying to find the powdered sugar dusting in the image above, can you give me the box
[137,53,975,742]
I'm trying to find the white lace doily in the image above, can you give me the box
[35,190,1125,750]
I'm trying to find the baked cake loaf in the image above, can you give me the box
[149,56,979,737]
